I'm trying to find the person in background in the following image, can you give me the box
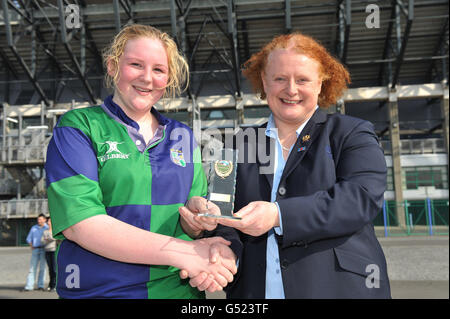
[41,216,57,291]
[23,213,48,291]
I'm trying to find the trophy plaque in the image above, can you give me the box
[199,148,241,220]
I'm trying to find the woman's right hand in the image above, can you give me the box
[180,239,238,292]
[179,236,237,292]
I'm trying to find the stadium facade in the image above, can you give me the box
[0,0,448,245]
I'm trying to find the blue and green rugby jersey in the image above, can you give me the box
[45,96,207,299]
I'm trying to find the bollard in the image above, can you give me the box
[426,198,433,236]
[383,200,388,237]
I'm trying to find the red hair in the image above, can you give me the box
[242,32,350,107]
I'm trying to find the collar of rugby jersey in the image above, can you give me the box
[101,95,170,152]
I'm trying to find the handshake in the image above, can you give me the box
[177,196,236,293]
[178,196,280,293]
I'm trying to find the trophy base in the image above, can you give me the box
[198,213,242,220]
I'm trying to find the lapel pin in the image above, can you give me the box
[302,135,310,143]
[298,146,306,152]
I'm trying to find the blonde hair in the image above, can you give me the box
[242,32,350,107]
[103,24,189,100]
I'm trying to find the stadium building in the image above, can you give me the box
[0,0,448,245]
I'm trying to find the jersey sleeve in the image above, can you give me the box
[45,112,106,239]
[187,144,208,199]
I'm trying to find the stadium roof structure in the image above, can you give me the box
[0,0,448,136]
[0,1,448,224]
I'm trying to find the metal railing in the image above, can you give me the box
[404,168,448,190]
[0,179,17,195]
[1,128,51,164]
[0,199,48,219]
[380,138,446,155]
[1,145,48,163]
[1,132,446,162]
[374,199,449,237]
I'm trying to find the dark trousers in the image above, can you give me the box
[45,251,56,289]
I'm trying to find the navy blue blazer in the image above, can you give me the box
[210,109,391,299]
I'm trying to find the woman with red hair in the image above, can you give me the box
[181,32,391,298]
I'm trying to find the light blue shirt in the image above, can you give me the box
[26,223,48,248]
[264,110,315,299]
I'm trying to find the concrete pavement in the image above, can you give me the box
[0,235,448,299]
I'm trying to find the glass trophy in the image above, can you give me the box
[198,148,241,220]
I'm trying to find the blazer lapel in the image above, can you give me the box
[282,109,327,179]
[255,124,274,190]
[263,134,274,190]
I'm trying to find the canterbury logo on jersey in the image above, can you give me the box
[97,141,130,162]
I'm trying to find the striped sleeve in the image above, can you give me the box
[187,144,208,199]
[45,114,106,239]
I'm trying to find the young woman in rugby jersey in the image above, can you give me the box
[45,24,236,299]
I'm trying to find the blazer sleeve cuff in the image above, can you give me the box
[273,201,283,235]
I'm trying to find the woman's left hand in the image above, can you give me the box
[179,196,220,238]
[217,201,280,237]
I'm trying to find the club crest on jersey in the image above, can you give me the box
[170,149,186,167]
[97,141,130,162]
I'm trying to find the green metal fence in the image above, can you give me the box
[374,199,449,237]
[0,218,36,246]
[431,199,450,235]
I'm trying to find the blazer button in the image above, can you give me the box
[278,186,286,196]
[281,260,289,270]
